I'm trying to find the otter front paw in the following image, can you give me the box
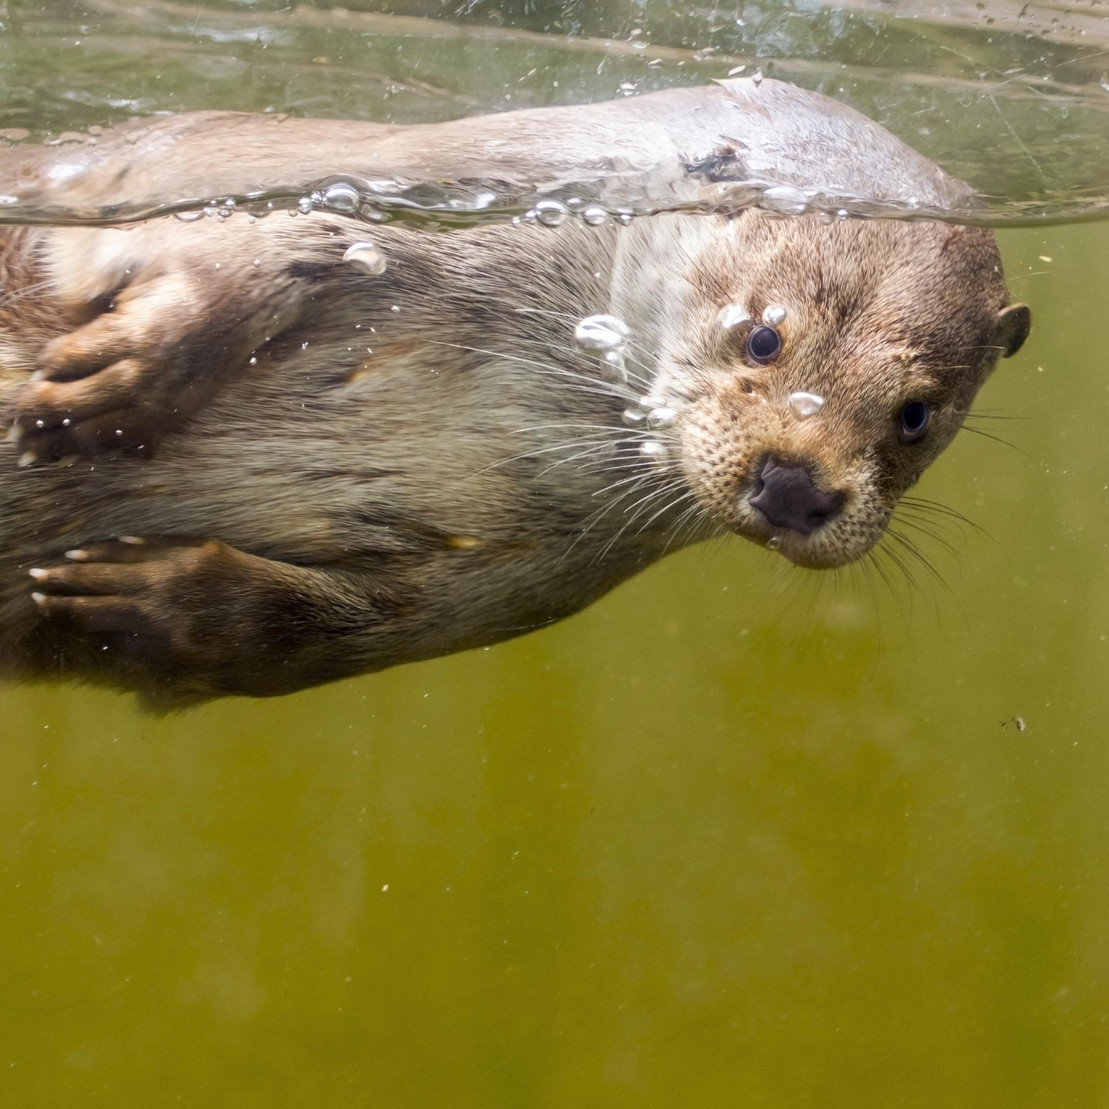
[5,217,310,466]
[7,272,222,463]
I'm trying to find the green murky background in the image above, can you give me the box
[2,1,1109,1105]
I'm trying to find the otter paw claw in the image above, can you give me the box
[26,538,161,633]
[26,538,249,657]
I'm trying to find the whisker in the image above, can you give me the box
[965,409,1026,423]
[595,477,689,561]
[893,516,961,556]
[959,424,1020,451]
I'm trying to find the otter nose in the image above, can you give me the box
[749,457,844,536]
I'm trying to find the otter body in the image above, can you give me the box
[0,80,1029,707]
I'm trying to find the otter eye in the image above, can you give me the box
[746,325,782,365]
[897,400,930,444]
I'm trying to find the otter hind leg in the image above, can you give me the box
[24,537,398,707]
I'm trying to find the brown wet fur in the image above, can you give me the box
[0,84,1030,708]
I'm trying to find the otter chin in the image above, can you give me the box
[0,80,1030,706]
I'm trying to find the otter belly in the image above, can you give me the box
[0,220,679,706]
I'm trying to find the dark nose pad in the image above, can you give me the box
[749,457,844,536]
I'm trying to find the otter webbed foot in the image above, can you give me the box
[27,536,391,706]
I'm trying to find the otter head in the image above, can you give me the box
[615,211,1030,569]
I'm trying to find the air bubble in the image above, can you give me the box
[174,209,204,223]
[622,407,647,428]
[296,196,313,215]
[717,303,751,330]
[639,440,668,461]
[646,407,677,430]
[322,182,362,213]
[788,392,824,420]
[581,205,608,226]
[534,199,570,227]
[600,350,628,385]
[760,186,810,215]
[574,314,630,352]
[766,535,782,550]
[343,241,387,275]
[763,304,788,326]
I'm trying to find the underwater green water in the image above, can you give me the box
[3,1,1109,1105]
[3,220,1108,1105]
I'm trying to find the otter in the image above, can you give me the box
[0,79,1030,707]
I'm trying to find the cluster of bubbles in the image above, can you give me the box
[718,301,825,422]
[171,189,391,276]
[571,298,829,479]
[171,179,380,227]
[162,179,891,238]
[305,179,504,220]
[573,313,677,462]
[573,314,630,384]
[515,198,634,229]
[173,198,237,223]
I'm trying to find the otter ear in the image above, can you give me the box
[995,303,1031,358]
